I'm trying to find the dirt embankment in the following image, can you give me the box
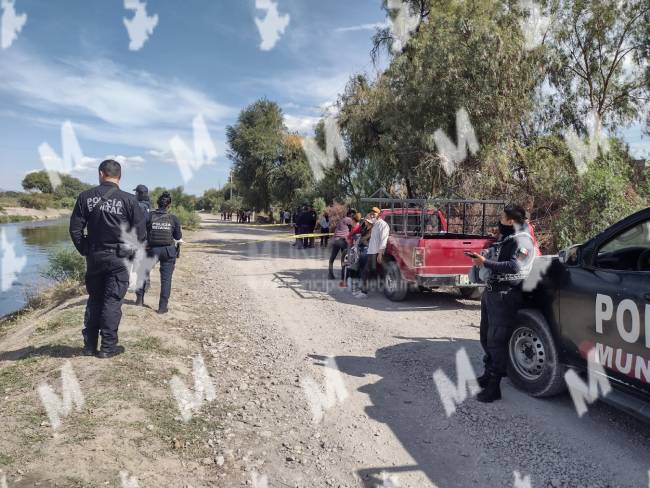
[1,206,71,221]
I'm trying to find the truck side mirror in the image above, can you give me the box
[558,244,581,266]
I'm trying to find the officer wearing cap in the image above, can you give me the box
[470,204,535,402]
[136,191,182,314]
[69,160,146,358]
[134,184,151,215]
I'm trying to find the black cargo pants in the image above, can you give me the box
[136,245,177,308]
[479,285,523,377]
[83,249,129,353]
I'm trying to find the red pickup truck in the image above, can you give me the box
[361,198,504,301]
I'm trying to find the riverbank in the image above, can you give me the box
[0,206,71,223]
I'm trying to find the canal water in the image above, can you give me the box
[0,218,71,318]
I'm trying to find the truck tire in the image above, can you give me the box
[458,287,483,300]
[383,260,408,301]
[507,309,566,397]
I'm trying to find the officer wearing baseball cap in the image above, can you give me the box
[134,184,151,215]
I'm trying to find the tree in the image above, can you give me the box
[546,0,650,131]
[270,134,313,207]
[227,99,286,212]
[22,170,53,193]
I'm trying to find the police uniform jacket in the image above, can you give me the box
[69,181,146,255]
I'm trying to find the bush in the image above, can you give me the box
[44,247,86,283]
[173,206,200,230]
[18,193,52,210]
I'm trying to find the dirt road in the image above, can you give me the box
[1,215,650,487]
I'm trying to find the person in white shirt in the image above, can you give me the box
[356,207,389,297]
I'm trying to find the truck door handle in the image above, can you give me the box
[462,242,472,245]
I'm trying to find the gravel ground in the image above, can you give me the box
[191,215,650,488]
[1,214,649,487]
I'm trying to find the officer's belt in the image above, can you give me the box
[88,243,120,252]
[485,281,518,292]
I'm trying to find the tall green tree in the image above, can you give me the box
[226,99,286,212]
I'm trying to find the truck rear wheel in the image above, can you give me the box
[383,260,408,301]
[507,310,566,397]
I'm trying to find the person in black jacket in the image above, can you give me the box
[136,191,182,314]
[134,184,151,215]
[470,204,535,402]
[69,159,146,358]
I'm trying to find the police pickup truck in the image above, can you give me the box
[513,207,650,419]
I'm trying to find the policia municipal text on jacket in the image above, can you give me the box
[69,159,146,359]
[135,191,182,314]
[470,204,535,403]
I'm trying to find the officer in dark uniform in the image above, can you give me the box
[69,159,146,358]
[134,184,151,215]
[136,191,182,314]
[470,204,534,402]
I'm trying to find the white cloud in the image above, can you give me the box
[254,0,290,51]
[0,51,233,129]
[284,114,320,134]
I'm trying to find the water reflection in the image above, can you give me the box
[1,219,71,318]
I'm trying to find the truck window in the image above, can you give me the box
[595,219,650,271]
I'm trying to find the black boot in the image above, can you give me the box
[135,293,144,306]
[157,300,169,314]
[476,375,502,403]
[476,371,490,388]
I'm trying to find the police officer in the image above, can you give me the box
[134,184,151,215]
[470,204,535,402]
[136,191,182,314]
[69,160,146,358]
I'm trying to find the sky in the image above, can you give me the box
[0,0,647,196]
[0,0,387,195]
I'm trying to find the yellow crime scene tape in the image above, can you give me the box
[184,232,335,249]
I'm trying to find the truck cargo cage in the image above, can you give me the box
[360,196,505,238]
